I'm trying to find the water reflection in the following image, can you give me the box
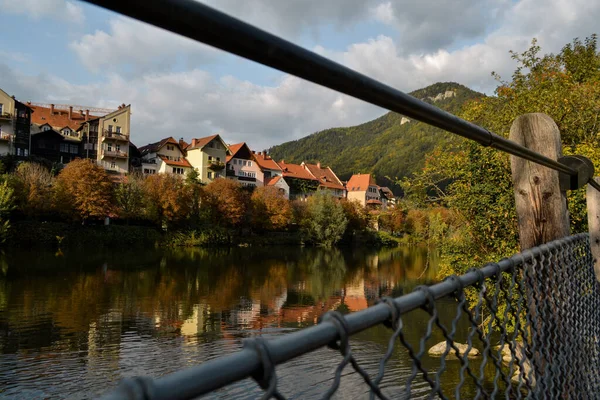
[0,245,488,399]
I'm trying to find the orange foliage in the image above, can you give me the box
[54,159,114,221]
[250,186,292,231]
[143,174,191,227]
[203,178,249,227]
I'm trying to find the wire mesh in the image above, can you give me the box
[101,233,600,400]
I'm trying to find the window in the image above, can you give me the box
[208,156,213,161]
[70,144,78,154]
[24,149,28,157]
[16,148,21,156]
[233,159,237,165]
[108,125,113,133]
[116,126,121,133]
[42,125,50,131]
[172,167,184,174]
[248,161,252,167]
[111,161,116,169]
[0,104,3,114]
[208,142,214,148]
[243,160,247,166]
[166,145,173,151]
[116,144,121,152]
[62,129,70,136]
[208,171,213,179]
[60,143,69,153]
[107,143,112,151]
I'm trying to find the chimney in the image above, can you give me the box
[85,110,89,121]
[27,101,31,105]
[68,106,73,120]
[79,109,84,117]
[50,104,55,115]
[281,159,285,164]
[252,150,256,154]
[317,162,321,169]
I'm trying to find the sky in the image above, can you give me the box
[0,0,599,150]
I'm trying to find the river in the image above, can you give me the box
[0,245,499,399]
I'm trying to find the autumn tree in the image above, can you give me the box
[12,162,54,217]
[143,174,191,228]
[302,191,348,247]
[250,186,292,231]
[115,174,145,222]
[0,180,15,243]
[54,159,114,222]
[340,199,369,237]
[202,178,248,227]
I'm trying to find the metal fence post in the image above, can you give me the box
[587,177,600,282]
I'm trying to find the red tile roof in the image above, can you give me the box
[346,174,377,192]
[139,136,179,154]
[29,105,89,131]
[380,187,394,199]
[186,134,223,150]
[226,142,244,163]
[366,199,383,205]
[266,176,282,186]
[277,161,318,181]
[158,155,192,168]
[254,152,281,171]
[303,162,345,190]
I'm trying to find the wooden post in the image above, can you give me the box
[587,177,600,281]
[509,113,570,249]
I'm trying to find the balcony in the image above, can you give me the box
[208,160,225,171]
[225,168,236,177]
[0,132,12,141]
[0,113,12,121]
[102,130,129,142]
[102,149,128,159]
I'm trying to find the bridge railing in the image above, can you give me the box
[80,0,600,398]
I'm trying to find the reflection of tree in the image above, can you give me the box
[288,248,347,301]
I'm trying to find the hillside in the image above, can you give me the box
[268,82,483,193]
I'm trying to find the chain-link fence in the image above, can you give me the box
[102,233,600,399]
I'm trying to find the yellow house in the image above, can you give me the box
[0,88,32,157]
[185,134,229,183]
[139,136,192,176]
[0,89,16,156]
[97,104,131,174]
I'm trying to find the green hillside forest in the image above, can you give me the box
[268,82,483,192]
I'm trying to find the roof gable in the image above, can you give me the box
[139,136,181,155]
[29,105,88,131]
[254,152,281,171]
[303,162,345,190]
[346,174,376,192]
[187,134,229,152]
[277,161,319,181]
[226,142,253,162]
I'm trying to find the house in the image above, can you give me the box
[225,143,263,188]
[346,174,382,208]
[76,116,101,161]
[139,136,192,176]
[30,129,81,164]
[185,134,228,183]
[301,161,346,198]
[97,104,131,174]
[272,161,320,200]
[254,151,282,181]
[379,187,396,209]
[0,88,32,157]
[29,103,87,139]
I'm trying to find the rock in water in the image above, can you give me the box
[428,341,480,359]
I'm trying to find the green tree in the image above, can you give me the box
[0,181,15,243]
[115,174,145,222]
[302,191,348,247]
[12,162,54,217]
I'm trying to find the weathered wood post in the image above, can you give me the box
[587,177,600,281]
[509,113,570,393]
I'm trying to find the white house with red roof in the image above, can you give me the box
[139,136,192,176]
[225,143,264,188]
[346,173,383,208]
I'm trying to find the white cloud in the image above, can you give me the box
[0,0,84,22]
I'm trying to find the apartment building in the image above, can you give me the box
[185,134,228,183]
[0,89,32,157]
[225,143,264,188]
[139,136,192,176]
[97,104,131,174]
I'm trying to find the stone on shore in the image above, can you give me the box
[428,341,480,359]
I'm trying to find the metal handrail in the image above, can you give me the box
[82,0,600,192]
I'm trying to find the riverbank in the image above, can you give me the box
[7,220,401,249]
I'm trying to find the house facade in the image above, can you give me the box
[0,89,32,157]
[301,161,346,198]
[97,104,131,174]
[139,137,192,176]
[31,129,81,164]
[276,161,320,200]
[346,174,382,208]
[185,135,228,183]
[254,152,282,181]
[226,143,264,188]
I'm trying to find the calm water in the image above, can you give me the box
[0,246,501,399]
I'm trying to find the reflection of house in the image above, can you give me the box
[185,134,229,183]
[346,174,383,208]
[301,162,346,198]
[226,143,264,188]
[344,280,368,312]
[139,136,192,176]
[271,161,320,200]
[0,89,32,157]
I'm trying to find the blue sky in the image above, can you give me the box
[0,0,598,150]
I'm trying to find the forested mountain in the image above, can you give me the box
[268,82,483,193]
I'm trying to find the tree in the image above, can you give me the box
[13,162,54,217]
[250,186,292,231]
[340,199,369,236]
[115,174,145,222]
[302,191,348,247]
[54,159,114,222]
[143,174,191,228]
[202,178,248,227]
[0,181,15,243]
[185,169,202,185]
